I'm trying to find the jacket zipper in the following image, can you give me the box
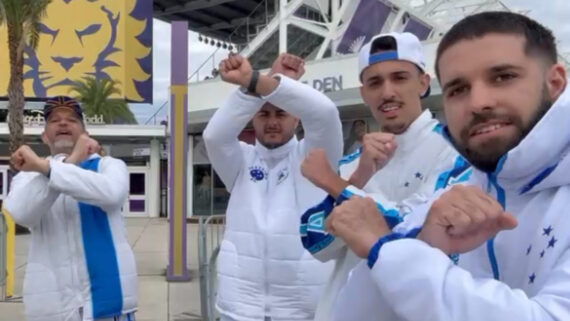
[263,163,270,317]
[486,157,507,281]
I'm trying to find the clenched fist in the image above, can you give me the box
[65,133,101,165]
[219,54,253,88]
[268,53,305,80]
[326,197,391,258]
[349,132,397,188]
[418,185,518,255]
[10,145,50,175]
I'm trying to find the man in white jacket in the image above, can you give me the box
[298,33,469,321]
[324,11,570,321]
[203,53,342,321]
[3,96,137,321]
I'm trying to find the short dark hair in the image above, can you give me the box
[435,11,557,79]
[370,35,397,53]
[369,35,425,76]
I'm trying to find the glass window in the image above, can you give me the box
[193,136,210,164]
[193,164,212,216]
[130,173,145,195]
[212,170,230,214]
[129,200,145,212]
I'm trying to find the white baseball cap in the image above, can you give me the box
[358,32,430,98]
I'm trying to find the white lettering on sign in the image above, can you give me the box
[21,112,106,127]
[302,75,343,92]
[133,148,150,157]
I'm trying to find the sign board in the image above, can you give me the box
[0,0,153,103]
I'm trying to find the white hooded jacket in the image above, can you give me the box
[3,155,137,321]
[302,110,466,321]
[333,84,570,321]
[203,76,343,321]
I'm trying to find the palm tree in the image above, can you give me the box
[69,77,137,124]
[0,0,51,154]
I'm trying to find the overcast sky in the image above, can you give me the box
[130,0,570,124]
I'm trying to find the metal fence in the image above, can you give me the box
[0,212,6,301]
[198,215,226,321]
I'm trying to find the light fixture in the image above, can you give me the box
[198,34,203,41]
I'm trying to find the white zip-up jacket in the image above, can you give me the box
[3,155,137,321]
[203,76,343,321]
[333,85,570,320]
[300,110,467,321]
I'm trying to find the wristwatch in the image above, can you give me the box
[247,70,260,94]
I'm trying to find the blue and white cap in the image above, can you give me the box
[358,32,430,97]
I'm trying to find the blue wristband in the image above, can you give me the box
[405,227,422,238]
[367,232,404,269]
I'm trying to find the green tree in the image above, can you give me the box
[70,77,137,124]
[0,0,51,154]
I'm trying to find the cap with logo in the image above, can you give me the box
[358,32,430,98]
[43,96,84,121]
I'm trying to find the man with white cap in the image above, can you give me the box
[299,32,471,321]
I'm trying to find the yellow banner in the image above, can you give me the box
[0,0,153,103]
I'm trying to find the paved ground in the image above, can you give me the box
[0,218,210,321]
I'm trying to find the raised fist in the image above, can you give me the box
[219,54,253,88]
[65,133,101,164]
[326,197,390,259]
[11,145,49,175]
[349,132,397,188]
[418,185,518,255]
[269,53,305,80]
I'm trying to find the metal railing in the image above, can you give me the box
[0,212,6,301]
[198,215,226,321]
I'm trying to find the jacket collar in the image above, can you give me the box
[255,136,298,161]
[462,84,570,193]
[394,109,437,151]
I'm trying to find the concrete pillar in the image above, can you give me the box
[167,20,190,282]
[187,135,194,218]
[149,139,160,218]
[279,0,287,53]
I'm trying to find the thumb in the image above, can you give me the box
[498,213,518,230]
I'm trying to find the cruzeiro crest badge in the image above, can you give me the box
[249,166,268,182]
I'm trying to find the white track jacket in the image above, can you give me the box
[333,85,570,320]
[4,155,137,321]
[302,110,466,321]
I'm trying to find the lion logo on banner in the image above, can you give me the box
[0,0,152,103]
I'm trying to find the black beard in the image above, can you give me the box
[451,93,553,173]
[258,134,295,150]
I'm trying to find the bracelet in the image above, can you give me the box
[367,232,404,269]
[247,70,260,94]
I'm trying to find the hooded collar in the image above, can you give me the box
[254,136,298,163]
[393,109,436,151]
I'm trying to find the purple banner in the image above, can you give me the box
[403,17,433,41]
[336,0,391,54]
